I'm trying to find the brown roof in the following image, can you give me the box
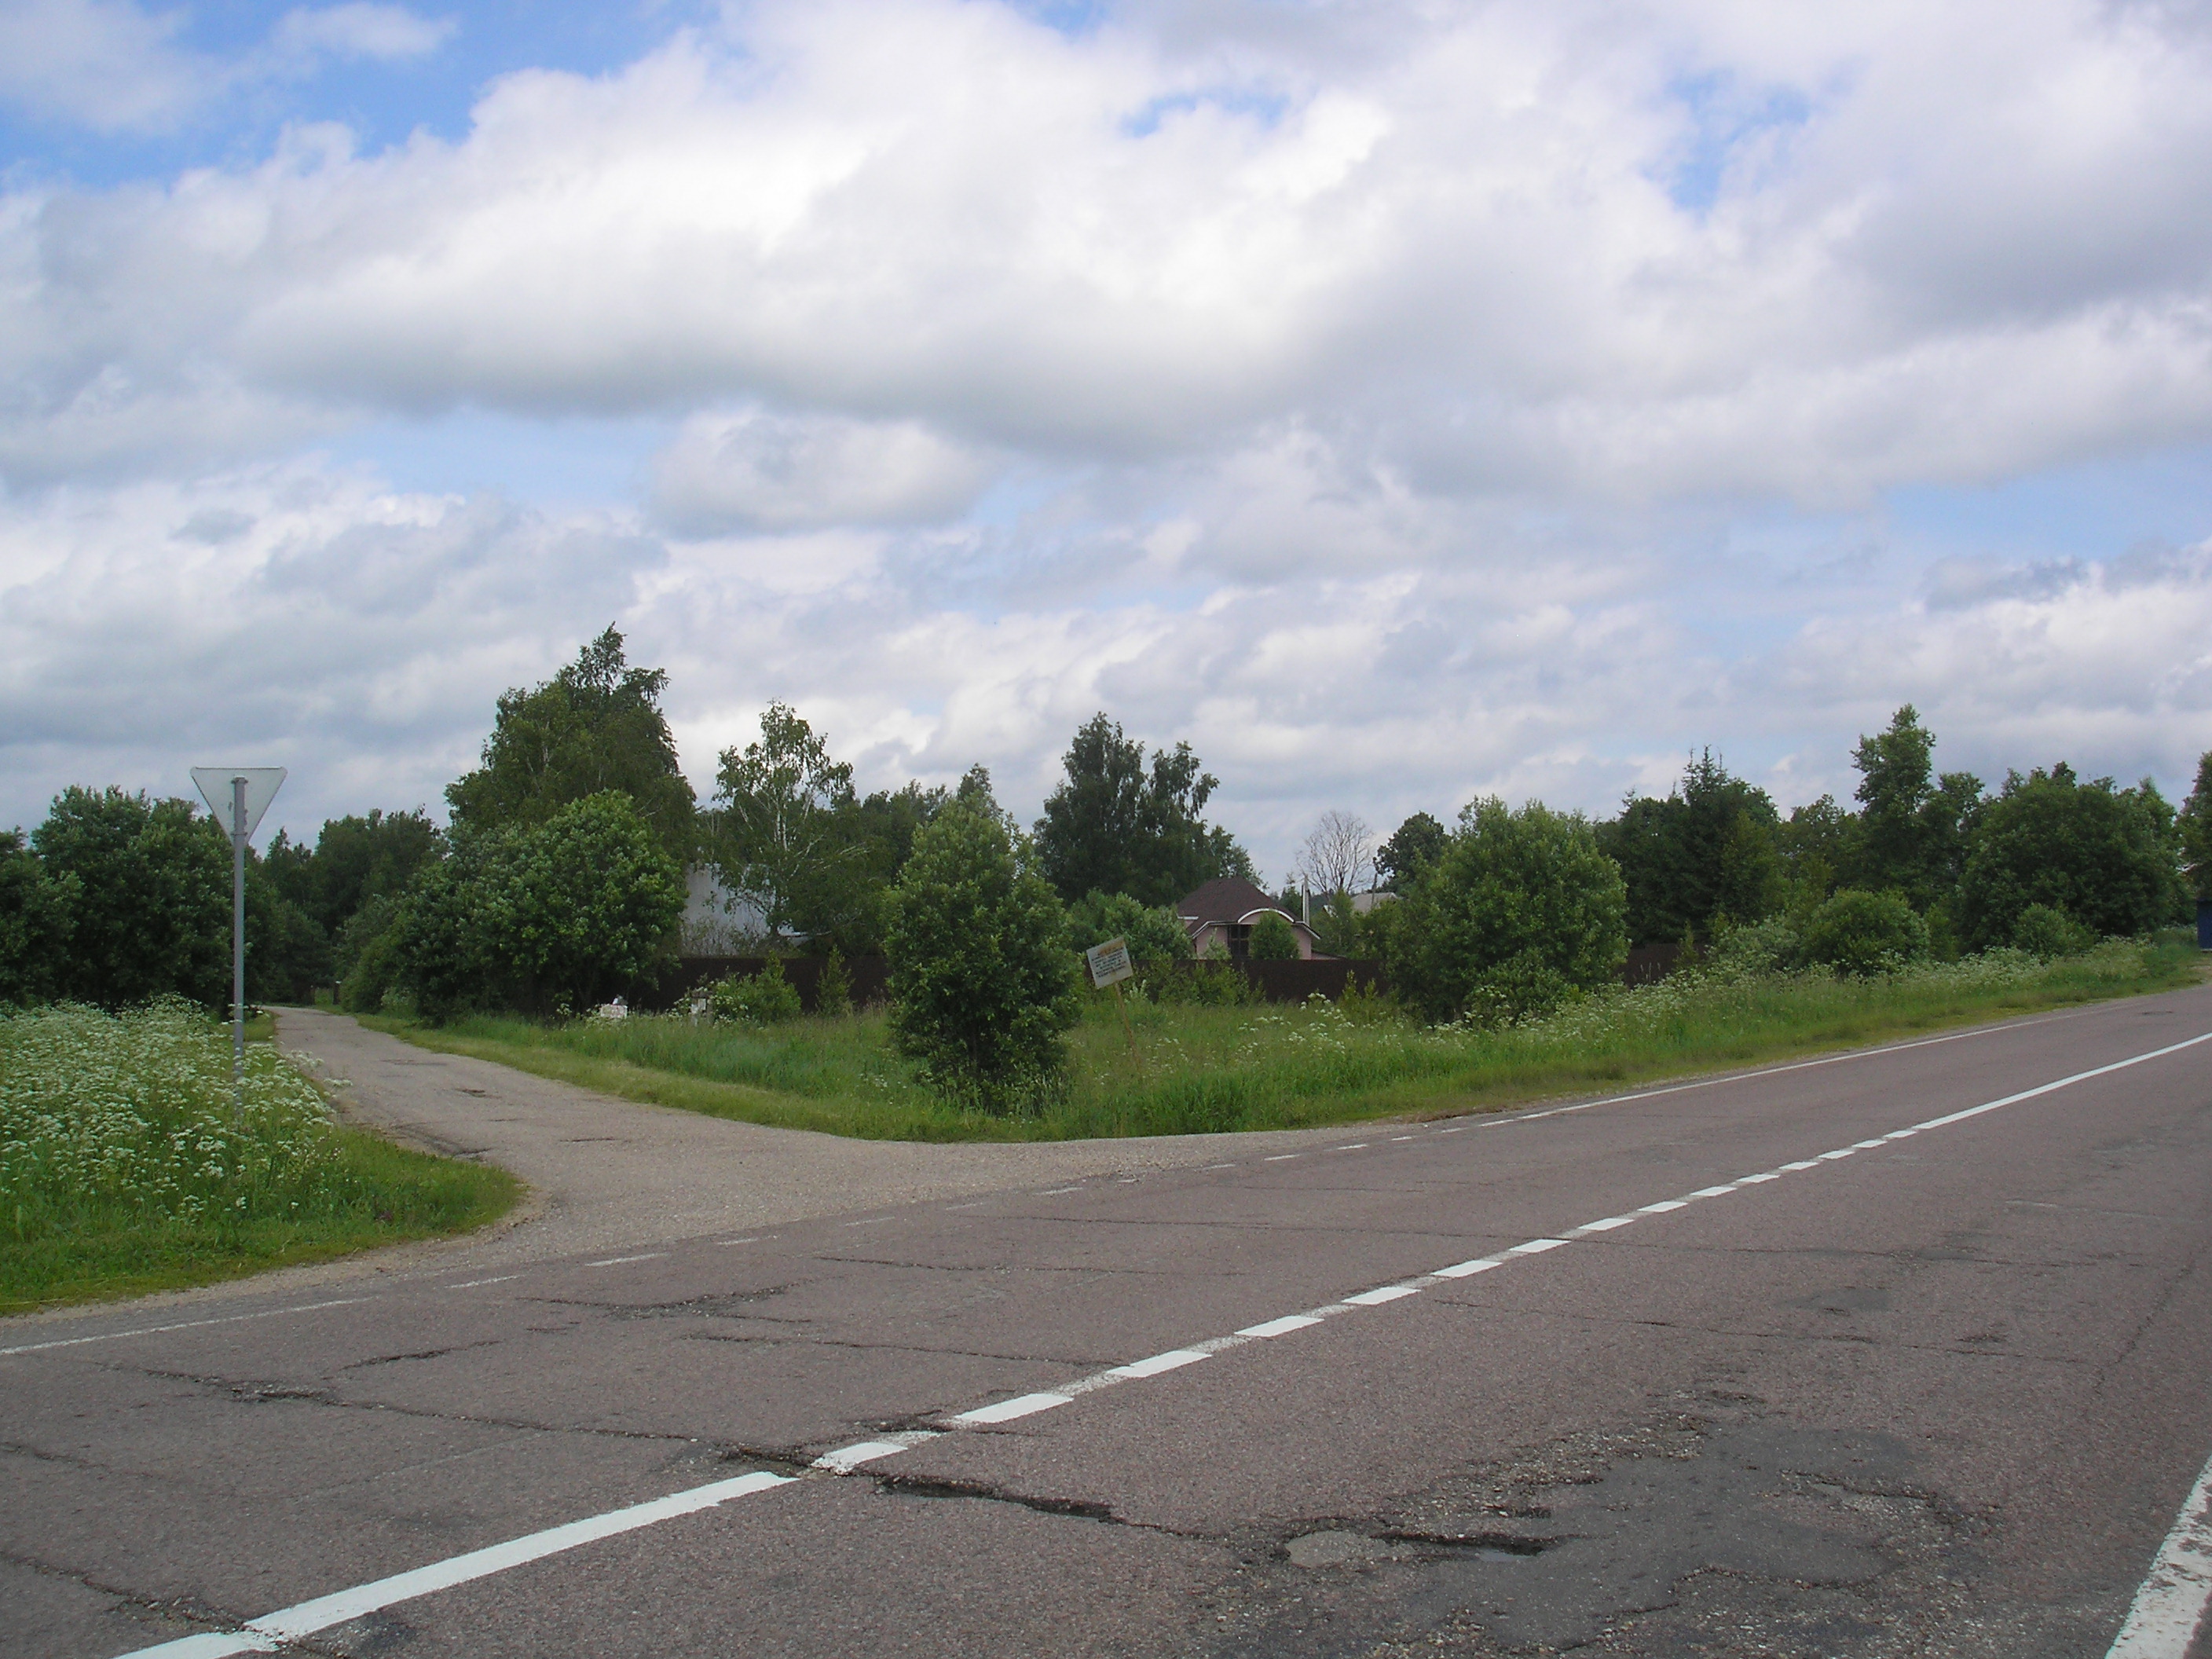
[1177,877,1295,926]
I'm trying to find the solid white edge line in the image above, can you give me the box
[0,1298,373,1359]
[2106,1440,2212,1657]
[118,1471,793,1659]
[1913,1032,2212,1133]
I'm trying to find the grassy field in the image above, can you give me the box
[363,935,2204,1144]
[1,1000,518,1313]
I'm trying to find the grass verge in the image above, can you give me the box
[361,936,2204,1144]
[2,1001,519,1315]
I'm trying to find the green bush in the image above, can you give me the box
[2009,903,2096,960]
[885,804,1082,1111]
[815,948,853,1018]
[1138,959,1261,1006]
[1067,890,1191,965]
[1704,916,1807,980]
[1802,888,1928,976]
[1248,911,1300,960]
[710,960,803,1024]
[31,787,229,1009]
[1390,797,1628,1023]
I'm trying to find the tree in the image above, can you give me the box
[2180,749,2212,899]
[1848,705,1983,905]
[1375,811,1447,892]
[1248,911,1301,960]
[32,788,230,1009]
[1033,714,1252,907]
[1294,811,1375,898]
[447,626,696,863]
[711,702,862,945]
[1066,890,1191,964]
[397,794,683,1018]
[1390,798,1628,1023]
[885,804,1082,1111]
[1595,753,1782,945]
[822,764,1015,953]
[0,830,76,1006]
[1955,764,2188,948]
[294,810,443,936]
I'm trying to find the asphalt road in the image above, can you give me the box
[5,987,2211,1658]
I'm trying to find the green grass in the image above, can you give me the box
[2,1001,519,1314]
[362,936,2204,1143]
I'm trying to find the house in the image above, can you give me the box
[1177,877,1324,961]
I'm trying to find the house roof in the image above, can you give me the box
[1177,877,1301,928]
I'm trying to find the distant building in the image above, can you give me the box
[680,866,771,954]
[1177,877,1324,960]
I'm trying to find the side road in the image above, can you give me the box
[276,1005,1329,1268]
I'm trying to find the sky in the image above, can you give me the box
[2,0,2209,881]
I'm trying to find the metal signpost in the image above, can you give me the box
[1085,936,1137,1049]
[191,767,287,1119]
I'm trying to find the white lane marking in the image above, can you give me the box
[1333,1144,1369,1152]
[714,1237,762,1247]
[843,1218,895,1227]
[2106,1440,2212,1657]
[1736,1171,1782,1184]
[1109,1349,1210,1379]
[1884,1129,1919,1140]
[1238,1313,1324,1338]
[1461,1013,2067,1134]
[1036,1187,1082,1196]
[1507,1238,1570,1255]
[1390,1135,1416,1141]
[584,1253,668,1266]
[952,1392,1072,1425]
[1817,1148,1857,1161]
[1912,1033,2212,1133]
[1851,1138,1890,1149]
[1573,1216,1638,1232]
[945,1202,992,1210]
[813,1430,942,1472]
[1263,1154,1301,1162]
[1638,1199,1689,1213]
[1203,1163,1238,1170]
[1342,1284,1422,1306]
[0,1298,372,1359]
[446,1276,519,1289]
[1779,1159,1822,1170]
[1433,1258,1503,1278]
[1434,1126,1468,1133]
[117,1471,793,1659]
[1686,1185,1737,1199]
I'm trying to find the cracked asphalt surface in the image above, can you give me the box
[4,987,2210,1657]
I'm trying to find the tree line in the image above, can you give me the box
[3,629,2204,1061]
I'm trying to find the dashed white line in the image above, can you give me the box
[1638,1199,1689,1214]
[1573,1216,1638,1232]
[1686,1185,1737,1199]
[118,1470,793,1659]
[584,1252,668,1266]
[445,1276,520,1289]
[1237,1313,1324,1338]
[953,1392,1073,1425]
[1035,1187,1082,1196]
[1342,1284,1423,1306]
[1507,1238,1570,1256]
[1108,1349,1210,1379]
[0,1298,372,1358]
[1263,1154,1301,1162]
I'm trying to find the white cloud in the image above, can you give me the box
[271,4,455,64]
[0,0,203,131]
[650,408,998,533]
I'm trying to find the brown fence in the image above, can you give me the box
[650,944,1679,1013]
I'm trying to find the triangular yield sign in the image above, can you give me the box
[191,767,287,842]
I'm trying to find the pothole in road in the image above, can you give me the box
[1199,1413,2008,1658]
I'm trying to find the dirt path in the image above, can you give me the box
[276,1006,1328,1272]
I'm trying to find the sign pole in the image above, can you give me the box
[230,775,247,1122]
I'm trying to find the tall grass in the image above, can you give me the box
[381,936,2201,1144]
[2,1000,517,1311]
